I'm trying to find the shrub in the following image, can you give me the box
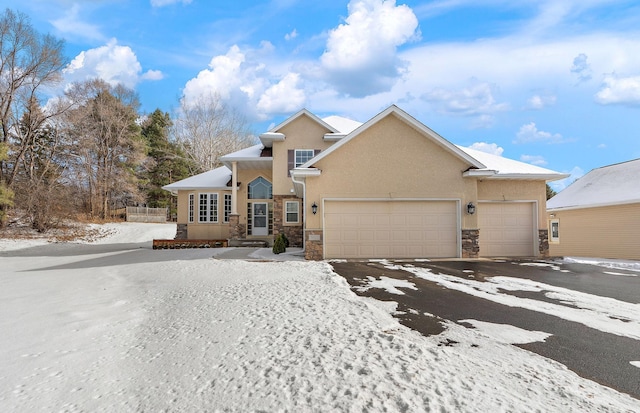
[281,232,289,248]
[273,234,286,254]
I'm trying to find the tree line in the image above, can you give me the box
[0,8,254,231]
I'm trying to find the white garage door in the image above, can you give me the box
[324,201,459,259]
[478,202,535,257]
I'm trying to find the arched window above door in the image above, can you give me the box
[248,177,272,199]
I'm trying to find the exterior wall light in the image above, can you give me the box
[466,202,476,215]
[311,202,318,215]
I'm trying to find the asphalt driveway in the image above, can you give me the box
[330,258,640,400]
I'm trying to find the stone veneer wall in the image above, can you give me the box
[305,230,323,260]
[175,224,188,239]
[461,229,479,258]
[228,214,246,240]
[538,229,549,257]
[273,195,303,247]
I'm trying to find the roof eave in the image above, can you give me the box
[548,198,640,212]
[482,173,570,181]
[221,157,273,170]
[290,168,322,178]
[258,132,285,147]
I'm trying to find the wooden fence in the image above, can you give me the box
[126,206,168,223]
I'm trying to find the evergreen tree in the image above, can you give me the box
[0,143,14,226]
[546,184,557,200]
[140,109,196,216]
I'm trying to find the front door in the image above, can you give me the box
[252,202,268,236]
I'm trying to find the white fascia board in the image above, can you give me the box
[290,168,321,178]
[483,173,571,181]
[462,169,498,178]
[323,133,346,141]
[258,132,285,147]
[221,157,272,170]
[547,198,640,212]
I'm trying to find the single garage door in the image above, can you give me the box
[324,200,459,259]
[478,202,535,257]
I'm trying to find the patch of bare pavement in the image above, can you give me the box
[330,259,640,400]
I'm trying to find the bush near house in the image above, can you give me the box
[273,234,287,254]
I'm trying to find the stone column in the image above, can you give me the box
[461,229,479,258]
[538,229,549,257]
[305,230,323,260]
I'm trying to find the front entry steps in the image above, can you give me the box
[228,239,269,248]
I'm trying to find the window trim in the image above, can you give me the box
[284,200,300,224]
[198,192,219,223]
[188,193,195,223]
[223,193,232,223]
[549,219,559,243]
[294,149,315,168]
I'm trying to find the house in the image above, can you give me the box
[163,105,568,260]
[547,159,640,260]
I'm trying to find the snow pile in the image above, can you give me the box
[563,257,640,273]
[1,224,639,411]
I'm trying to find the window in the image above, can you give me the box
[224,194,232,223]
[285,201,299,223]
[295,149,315,168]
[198,193,218,223]
[188,193,194,223]
[248,177,272,199]
[550,219,559,243]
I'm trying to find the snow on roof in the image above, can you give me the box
[220,144,264,160]
[458,146,567,178]
[321,115,363,134]
[547,158,640,210]
[162,166,231,192]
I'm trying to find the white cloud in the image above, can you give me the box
[421,81,509,128]
[514,122,564,144]
[595,74,640,106]
[469,142,504,156]
[63,39,161,89]
[257,73,306,114]
[571,53,592,83]
[527,94,557,109]
[320,0,420,97]
[285,29,298,41]
[150,0,192,7]
[50,4,104,42]
[182,45,305,120]
[520,154,548,166]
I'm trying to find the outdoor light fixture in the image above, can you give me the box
[311,202,318,215]
[466,202,476,215]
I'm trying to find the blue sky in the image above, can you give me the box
[6,0,640,190]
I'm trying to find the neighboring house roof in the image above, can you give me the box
[458,146,569,181]
[321,115,362,134]
[547,158,640,210]
[162,166,231,193]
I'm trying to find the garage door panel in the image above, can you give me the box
[324,201,458,259]
[479,203,534,257]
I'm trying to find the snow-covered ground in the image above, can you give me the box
[0,223,638,412]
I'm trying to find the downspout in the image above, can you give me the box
[290,173,306,254]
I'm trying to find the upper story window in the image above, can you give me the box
[248,177,272,199]
[295,149,315,168]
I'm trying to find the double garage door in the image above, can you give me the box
[324,200,458,259]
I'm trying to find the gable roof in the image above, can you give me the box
[302,105,486,170]
[162,166,231,193]
[458,146,569,180]
[322,115,362,134]
[547,158,640,210]
[269,109,340,134]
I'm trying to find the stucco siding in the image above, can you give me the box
[548,203,640,260]
[306,114,477,230]
[272,115,335,195]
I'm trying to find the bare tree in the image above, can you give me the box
[0,8,66,184]
[63,79,146,219]
[172,93,255,172]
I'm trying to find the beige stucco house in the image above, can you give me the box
[547,159,640,260]
[163,105,567,260]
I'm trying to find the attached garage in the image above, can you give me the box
[478,202,536,257]
[323,200,459,259]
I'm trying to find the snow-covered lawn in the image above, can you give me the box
[0,223,638,412]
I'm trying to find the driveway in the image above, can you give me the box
[330,258,640,400]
